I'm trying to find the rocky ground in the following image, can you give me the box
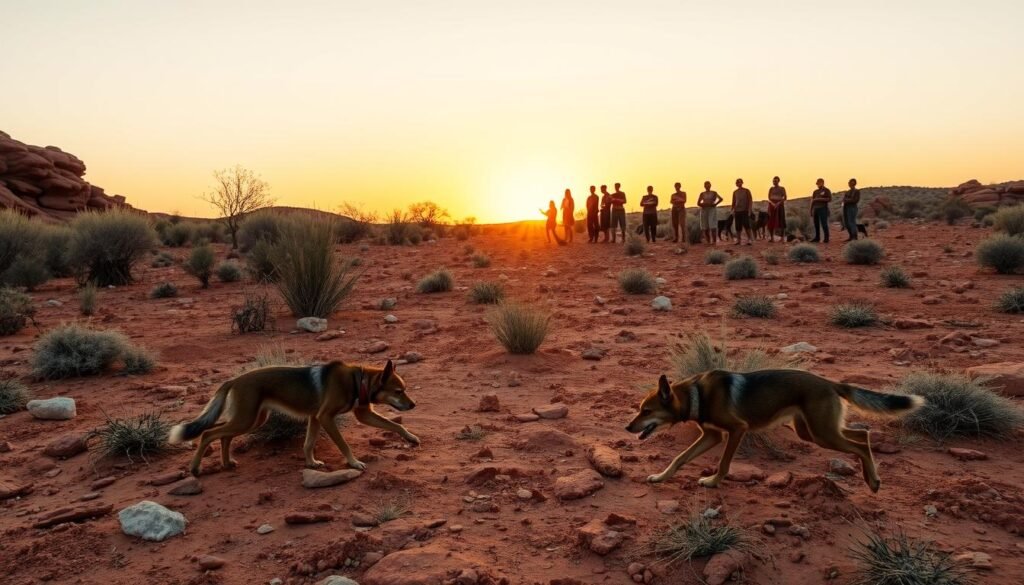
[1,219,1023,585]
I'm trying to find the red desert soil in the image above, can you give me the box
[1,221,1022,584]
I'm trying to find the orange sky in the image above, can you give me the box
[2,1,1022,223]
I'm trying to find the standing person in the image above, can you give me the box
[698,181,723,245]
[842,178,860,241]
[731,178,754,246]
[809,178,832,243]
[766,176,787,242]
[610,182,627,243]
[540,200,558,244]
[585,186,600,243]
[640,186,659,243]
[670,182,687,243]
[560,189,575,243]
[599,185,612,243]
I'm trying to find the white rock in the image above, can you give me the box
[651,296,672,311]
[776,293,788,300]
[118,500,186,541]
[781,342,817,354]
[269,579,284,585]
[26,397,76,420]
[257,523,274,534]
[302,468,363,488]
[45,299,63,307]
[383,314,399,324]
[296,317,328,333]
[655,277,667,285]
[317,577,359,585]
[594,296,607,306]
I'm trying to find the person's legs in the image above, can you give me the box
[671,208,680,242]
[844,205,858,240]
[646,214,657,242]
[821,207,830,242]
[812,208,822,242]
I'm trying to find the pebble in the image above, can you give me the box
[383,314,399,324]
[554,469,604,500]
[168,478,203,496]
[657,500,680,514]
[828,458,858,476]
[285,511,334,524]
[947,447,987,461]
[477,394,500,412]
[257,523,274,534]
[533,403,569,419]
[197,555,225,571]
[26,397,77,420]
[363,341,389,354]
[651,296,672,311]
[296,317,328,333]
[43,434,89,459]
[301,468,362,488]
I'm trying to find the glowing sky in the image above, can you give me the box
[2,1,1022,222]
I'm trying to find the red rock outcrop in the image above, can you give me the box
[949,179,1024,209]
[0,130,135,222]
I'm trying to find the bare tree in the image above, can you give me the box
[407,201,450,228]
[203,166,274,249]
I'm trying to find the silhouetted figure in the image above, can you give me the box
[561,189,575,243]
[810,178,832,243]
[766,176,787,242]
[670,182,687,243]
[540,200,565,245]
[599,185,611,243]
[640,185,659,243]
[610,183,627,243]
[731,178,754,246]
[842,178,860,241]
[698,181,723,245]
[585,186,600,243]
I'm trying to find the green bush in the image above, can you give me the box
[788,243,820,263]
[30,324,156,379]
[273,219,360,318]
[238,211,287,251]
[216,260,243,283]
[245,239,279,282]
[163,222,194,247]
[96,411,171,460]
[185,244,216,288]
[469,281,505,304]
[686,218,703,245]
[880,266,911,288]
[785,212,814,240]
[417,268,454,293]
[335,218,373,244]
[191,221,226,245]
[997,286,1024,314]
[487,302,549,354]
[150,282,178,299]
[625,237,645,256]
[471,254,491,268]
[992,205,1024,236]
[724,256,758,280]
[850,529,975,585]
[974,206,997,222]
[68,210,157,286]
[705,250,728,265]
[940,197,972,225]
[41,225,73,277]
[0,288,35,336]
[899,199,924,219]
[762,250,780,265]
[0,210,47,279]
[843,239,884,265]
[2,255,50,290]
[733,295,776,318]
[151,251,174,268]
[79,281,98,316]
[619,268,656,294]
[830,303,878,327]
[0,378,31,414]
[975,234,1024,274]
[672,331,801,378]
[895,372,1024,441]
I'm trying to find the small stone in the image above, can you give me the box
[363,341,389,354]
[118,501,187,542]
[947,447,987,461]
[828,458,858,476]
[924,505,939,518]
[285,511,334,524]
[514,413,540,422]
[587,444,623,478]
[401,351,424,363]
[577,519,624,555]
[516,488,533,500]
[765,471,792,488]
[893,318,933,330]
[296,317,328,333]
[789,525,810,539]
[703,549,749,585]
[725,463,765,482]
[554,469,604,500]
[91,476,117,490]
[379,298,398,310]
[651,296,672,311]
[581,347,606,361]
[781,342,817,354]
[302,468,362,488]
[256,523,274,534]
[533,403,568,419]
[477,394,500,412]
[656,500,679,514]
[972,338,999,348]
[352,511,379,527]
[317,576,359,585]
[149,470,187,486]
[26,397,76,420]
[168,477,203,496]
[315,331,344,342]
[43,434,89,459]
[383,314,399,324]
[594,296,607,305]
[197,555,225,571]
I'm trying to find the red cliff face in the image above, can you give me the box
[950,179,1024,208]
[0,130,136,222]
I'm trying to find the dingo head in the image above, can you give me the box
[373,360,416,411]
[625,374,691,439]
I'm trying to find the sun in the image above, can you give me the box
[477,162,578,224]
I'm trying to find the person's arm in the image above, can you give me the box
[715,193,723,206]
[781,187,787,201]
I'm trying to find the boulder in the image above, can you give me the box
[554,469,604,500]
[966,362,1024,397]
[118,501,186,541]
[363,544,483,585]
[43,433,89,459]
[651,296,672,311]
[296,317,328,333]
[27,397,76,420]
[532,403,568,419]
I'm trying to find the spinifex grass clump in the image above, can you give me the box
[829,303,878,328]
[273,219,360,318]
[67,209,157,286]
[0,287,35,336]
[849,529,975,585]
[31,324,155,379]
[705,250,728,265]
[895,372,1024,441]
[96,411,172,461]
[788,243,820,263]
[880,266,911,288]
[487,302,549,354]
[724,256,758,280]
[732,295,776,318]
[975,234,1024,274]
[671,331,801,378]
[416,268,454,293]
[0,378,31,414]
[469,281,505,304]
[647,512,754,565]
[843,239,885,265]
[996,286,1024,314]
[619,268,656,294]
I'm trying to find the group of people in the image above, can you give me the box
[541,177,863,246]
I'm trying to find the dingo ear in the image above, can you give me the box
[658,374,671,405]
[381,359,394,383]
